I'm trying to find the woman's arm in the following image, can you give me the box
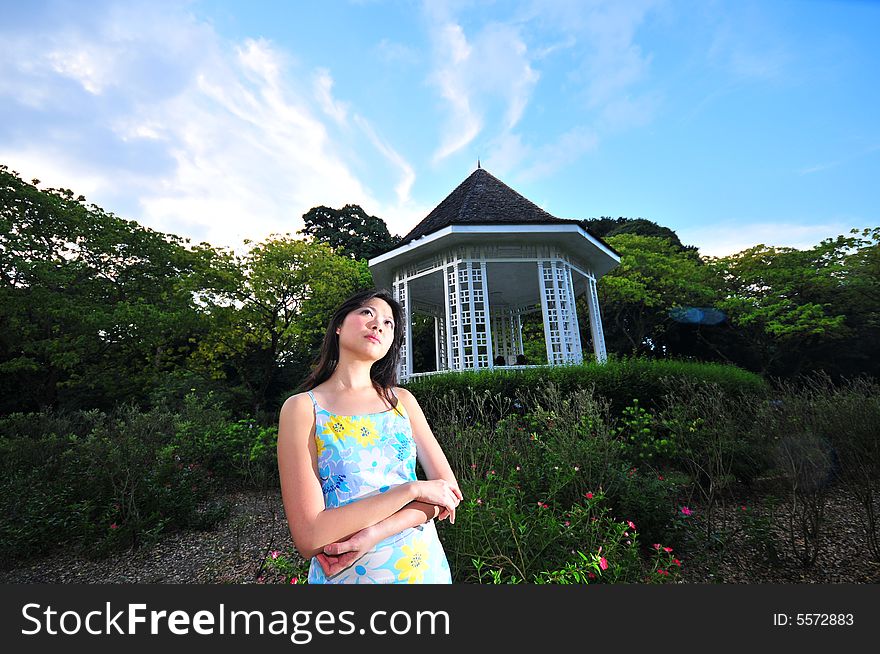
[317,501,440,576]
[277,393,458,559]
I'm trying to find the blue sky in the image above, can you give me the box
[1,0,877,258]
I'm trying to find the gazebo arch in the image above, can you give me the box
[368,167,621,382]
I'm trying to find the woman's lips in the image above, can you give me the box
[365,335,380,343]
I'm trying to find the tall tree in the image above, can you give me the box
[186,235,372,417]
[299,204,401,261]
[703,230,878,379]
[0,165,212,414]
[594,233,717,357]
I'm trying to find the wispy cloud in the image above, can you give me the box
[354,114,415,205]
[425,3,540,163]
[0,1,419,254]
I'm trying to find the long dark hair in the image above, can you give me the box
[296,287,405,414]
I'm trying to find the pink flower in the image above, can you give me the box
[657,474,664,480]
[290,577,299,584]
[680,506,692,516]
[476,498,483,505]
[657,569,669,576]
[588,572,596,579]
[741,505,747,511]
[663,547,673,553]
[109,523,118,530]
[488,470,496,476]
[627,520,636,530]
[673,559,682,567]
[256,576,264,583]
[652,543,661,550]
[270,550,281,560]
[564,521,570,527]
[584,492,594,500]
[599,557,608,571]
[470,464,477,469]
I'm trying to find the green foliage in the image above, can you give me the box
[597,233,718,356]
[0,403,230,562]
[406,354,769,422]
[0,164,215,415]
[171,391,279,490]
[298,204,400,261]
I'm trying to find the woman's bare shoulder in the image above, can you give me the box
[394,386,418,408]
[280,391,313,416]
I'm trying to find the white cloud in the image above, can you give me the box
[679,221,849,259]
[0,2,420,257]
[426,10,539,162]
[353,115,415,205]
[313,68,349,126]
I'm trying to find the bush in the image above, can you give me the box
[0,402,229,564]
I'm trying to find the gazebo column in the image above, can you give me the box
[445,260,492,372]
[565,264,584,364]
[394,274,412,380]
[586,275,608,364]
[434,313,448,371]
[538,259,583,365]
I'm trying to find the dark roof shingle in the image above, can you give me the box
[397,168,617,256]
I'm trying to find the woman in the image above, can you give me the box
[277,288,462,583]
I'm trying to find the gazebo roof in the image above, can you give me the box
[396,167,620,257]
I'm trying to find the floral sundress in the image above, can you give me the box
[306,389,452,584]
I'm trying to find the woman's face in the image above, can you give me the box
[336,297,396,361]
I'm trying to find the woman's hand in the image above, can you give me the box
[435,479,463,523]
[412,479,461,524]
[316,525,381,577]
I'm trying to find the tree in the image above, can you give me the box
[186,235,372,417]
[594,234,718,357]
[0,165,213,414]
[298,204,401,261]
[703,230,878,379]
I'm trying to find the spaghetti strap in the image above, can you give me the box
[306,390,317,408]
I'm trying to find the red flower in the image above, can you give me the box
[663,546,673,553]
[109,523,118,530]
[588,572,596,579]
[657,569,669,576]
[584,492,594,499]
[652,543,660,550]
[599,557,608,571]
[673,559,682,566]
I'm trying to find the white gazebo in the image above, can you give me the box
[368,167,621,382]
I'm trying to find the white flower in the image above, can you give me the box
[331,547,395,584]
[355,447,392,491]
